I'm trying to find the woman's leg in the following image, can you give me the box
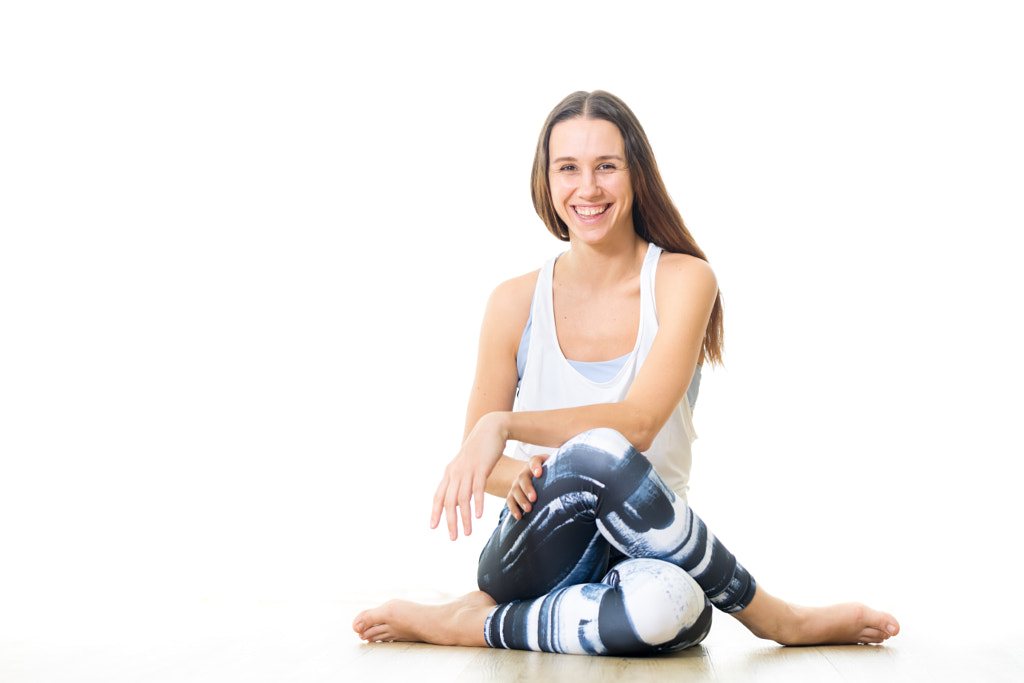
[352,591,495,647]
[355,428,726,651]
[484,558,713,655]
[353,428,900,647]
[478,428,756,613]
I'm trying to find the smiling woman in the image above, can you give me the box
[352,90,899,655]
[547,118,634,246]
[532,90,725,366]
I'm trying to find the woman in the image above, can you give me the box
[353,91,900,655]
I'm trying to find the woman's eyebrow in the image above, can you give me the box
[551,154,625,163]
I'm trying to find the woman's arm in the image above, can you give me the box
[504,255,718,452]
[488,255,718,521]
[430,254,718,539]
[429,271,535,538]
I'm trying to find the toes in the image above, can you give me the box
[859,627,889,644]
[362,624,393,642]
[353,609,381,635]
[867,609,899,638]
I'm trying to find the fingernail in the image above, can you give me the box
[354,621,363,631]
[886,624,896,635]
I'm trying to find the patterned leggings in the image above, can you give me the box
[477,428,756,656]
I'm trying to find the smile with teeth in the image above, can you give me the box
[573,204,609,217]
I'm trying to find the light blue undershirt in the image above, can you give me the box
[516,308,702,410]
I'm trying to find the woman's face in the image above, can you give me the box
[547,117,634,245]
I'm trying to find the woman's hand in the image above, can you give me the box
[430,412,509,540]
[506,454,550,520]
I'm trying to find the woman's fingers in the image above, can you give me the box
[525,454,550,500]
[434,452,549,535]
[506,489,527,520]
[473,469,486,521]
[510,482,531,510]
[430,413,508,539]
[429,473,449,530]
[505,455,552,520]
[458,478,474,537]
[518,454,549,503]
[529,455,548,479]
[519,478,537,504]
[505,465,539,520]
[431,466,487,539]
[444,486,459,540]
[432,469,465,539]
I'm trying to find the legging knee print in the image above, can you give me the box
[477,428,756,656]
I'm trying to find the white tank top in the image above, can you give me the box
[509,242,698,501]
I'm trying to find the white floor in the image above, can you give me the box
[3,598,1022,683]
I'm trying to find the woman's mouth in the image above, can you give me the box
[573,204,609,217]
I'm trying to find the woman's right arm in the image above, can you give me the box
[460,271,537,499]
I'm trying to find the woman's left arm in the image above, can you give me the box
[432,254,718,539]
[503,254,718,452]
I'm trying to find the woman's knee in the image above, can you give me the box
[561,428,634,458]
[604,559,711,653]
[550,428,645,481]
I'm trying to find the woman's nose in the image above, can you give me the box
[578,169,599,197]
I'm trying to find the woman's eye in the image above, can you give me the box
[558,165,578,172]
[598,163,616,171]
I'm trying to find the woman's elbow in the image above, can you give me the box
[630,431,656,454]
[622,409,659,453]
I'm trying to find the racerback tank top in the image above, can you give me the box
[509,242,698,501]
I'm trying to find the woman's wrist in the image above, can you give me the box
[487,410,513,442]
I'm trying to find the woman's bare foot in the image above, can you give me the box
[733,586,900,646]
[352,591,497,647]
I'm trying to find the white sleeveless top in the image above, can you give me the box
[508,242,699,500]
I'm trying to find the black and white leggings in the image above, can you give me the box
[477,428,757,656]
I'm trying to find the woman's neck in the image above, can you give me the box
[560,233,649,291]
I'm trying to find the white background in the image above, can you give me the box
[2,1,1022,637]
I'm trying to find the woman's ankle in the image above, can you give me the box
[731,588,792,642]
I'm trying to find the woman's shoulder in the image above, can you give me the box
[656,251,717,292]
[481,269,540,342]
[489,269,540,312]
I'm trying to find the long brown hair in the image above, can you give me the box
[530,90,725,365]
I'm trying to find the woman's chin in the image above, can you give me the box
[568,225,633,248]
